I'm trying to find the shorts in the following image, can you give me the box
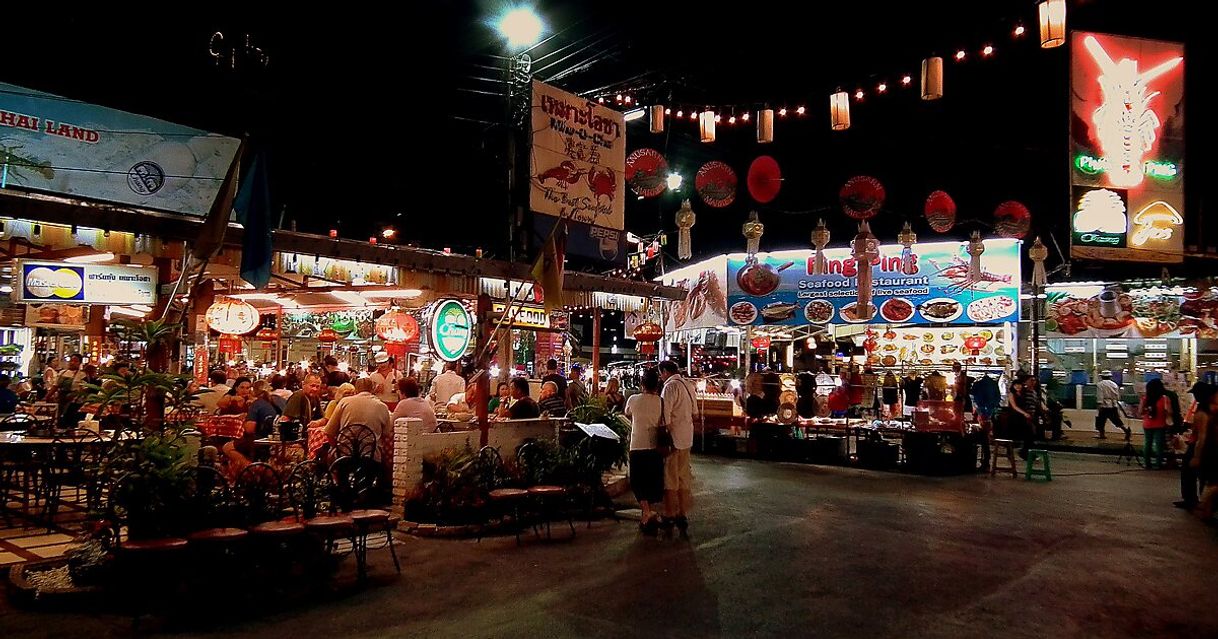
[629,449,665,503]
[663,448,693,492]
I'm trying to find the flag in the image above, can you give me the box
[531,224,567,313]
[234,153,273,289]
[192,141,245,261]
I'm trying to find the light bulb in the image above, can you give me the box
[741,112,750,121]
[676,110,683,118]
[728,116,736,124]
[779,108,787,116]
[855,89,864,100]
[902,75,912,85]
[982,45,994,56]
[877,83,887,93]
[1014,25,1025,36]
[955,50,966,60]
[796,106,806,115]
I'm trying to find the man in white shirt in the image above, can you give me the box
[430,361,466,408]
[659,360,696,537]
[325,377,392,450]
[1095,370,1131,440]
[367,354,402,405]
[196,371,231,415]
[391,378,437,432]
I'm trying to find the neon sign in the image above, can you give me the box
[1073,188,1127,234]
[1130,200,1182,246]
[1074,154,1178,180]
[1082,35,1183,188]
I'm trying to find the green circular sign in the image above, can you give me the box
[429,299,472,362]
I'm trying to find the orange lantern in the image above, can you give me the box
[318,327,340,343]
[633,321,664,356]
[375,310,420,343]
[205,299,259,335]
[751,336,771,350]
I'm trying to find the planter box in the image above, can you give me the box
[7,558,104,608]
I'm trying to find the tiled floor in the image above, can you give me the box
[1,481,86,567]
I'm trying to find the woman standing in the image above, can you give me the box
[625,369,665,535]
[1192,386,1218,519]
[604,377,626,413]
[1140,378,1170,469]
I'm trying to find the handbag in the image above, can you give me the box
[655,396,674,456]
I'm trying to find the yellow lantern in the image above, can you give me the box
[205,298,260,335]
[921,57,943,100]
[830,91,850,131]
[1038,0,1066,49]
[742,210,764,255]
[650,105,665,134]
[757,108,774,143]
[699,109,716,143]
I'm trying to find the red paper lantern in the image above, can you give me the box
[695,161,738,208]
[318,327,340,343]
[625,148,669,198]
[993,200,1031,239]
[385,342,409,358]
[751,336,772,350]
[375,310,420,343]
[840,176,886,220]
[633,321,664,356]
[964,335,987,356]
[924,190,957,233]
[746,156,782,204]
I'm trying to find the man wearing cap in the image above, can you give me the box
[566,363,589,410]
[368,354,401,405]
[1096,370,1130,440]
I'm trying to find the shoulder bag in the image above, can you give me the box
[655,396,674,456]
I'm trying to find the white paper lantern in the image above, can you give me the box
[1038,0,1066,49]
[757,109,774,143]
[650,105,665,134]
[829,91,850,131]
[205,298,260,335]
[699,109,716,143]
[921,56,943,100]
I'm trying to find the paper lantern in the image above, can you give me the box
[633,321,663,356]
[994,200,1032,239]
[897,222,918,275]
[1038,0,1066,49]
[830,91,850,131]
[1029,236,1049,287]
[810,219,831,275]
[747,156,782,204]
[852,222,880,320]
[757,108,774,143]
[751,336,771,350]
[921,56,943,100]
[375,309,420,343]
[699,109,716,143]
[205,299,259,335]
[695,161,737,208]
[742,210,765,255]
[318,327,340,343]
[675,199,696,260]
[649,105,665,134]
[839,176,886,220]
[625,148,669,198]
[924,190,957,233]
[966,231,986,286]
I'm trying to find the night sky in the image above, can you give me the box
[2,2,1208,281]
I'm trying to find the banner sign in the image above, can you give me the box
[1069,33,1185,263]
[1045,284,1218,339]
[725,240,1022,327]
[492,302,551,330]
[16,260,157,305]
[429,299,473,362]
[530,80,625,231]
[0,82,241,217]
[533,214,626,265]
[24,303,88,330]
[660,255,729,333]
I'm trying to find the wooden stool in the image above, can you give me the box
[528,485,574,541]
[1025,449,1052,481]
[483,488,529,545]
[991,439,1018,478]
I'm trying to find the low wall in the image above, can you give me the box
[390,418,560,508]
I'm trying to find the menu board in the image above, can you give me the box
[1045,285,1218,339]
[866,326,1013,369]
[725,240,1021,327]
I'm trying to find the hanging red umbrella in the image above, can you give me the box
[695,161,737,208]
[839,176,886,219]
[625,148,669,198]
[924,190,957,233]
[993,200,1032,239]
[746,156,782,204]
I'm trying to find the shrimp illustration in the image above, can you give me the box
[1083,35,1183,188]
[928,257,1011,294]
[0,142,55,185]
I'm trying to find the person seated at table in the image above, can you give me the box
[216,377,254,415]
[324,383,356,422]
[0,374,20,414]
[197,371,231,415]
[221,380,281,467]
[285,374,328,431]
[538,381,568,417]
[392,377,437,432]
[269,374,293,406]
[506,377,540,419]
[488,381,512,415]
[324,377,392,447]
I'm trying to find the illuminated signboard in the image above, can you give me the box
[492,302,551,330]
[1069,32,1184,263]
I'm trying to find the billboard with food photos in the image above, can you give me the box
[725,239,1022,327]
[1069,32,1185,263]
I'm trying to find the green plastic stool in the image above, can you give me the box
[1025,449,1052,481]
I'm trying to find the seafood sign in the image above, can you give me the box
[724,239,1021,327]
[0,82,240,217]
[530,80,625,231]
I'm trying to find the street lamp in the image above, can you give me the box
[497,7,544,49]
[666,173,683,191]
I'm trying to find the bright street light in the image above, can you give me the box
[497,7,543,49]
[666,173,683,191]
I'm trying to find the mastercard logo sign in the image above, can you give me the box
[23,266,85,300]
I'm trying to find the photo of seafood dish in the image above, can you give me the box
[919,298,962,322]
[804,299,834,324]
[736,259,794,296]
[1047,291,1134,336]
[729,301,758,325]
[920,344,936,354]
[839,302,876,323]
[881,355,898,367]
[940,344,957,354]
[879,297,915,323]
[966,295,1017,322]
[761,301,798,323]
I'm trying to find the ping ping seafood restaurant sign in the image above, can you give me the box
[16,260,157,305]
[1069,33,1185,263]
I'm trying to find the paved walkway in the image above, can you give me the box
[2,454,1216,638]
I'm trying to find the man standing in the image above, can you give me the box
[325,377,392,446]
[566,363,588,410]
[542,359,567,400]
[56,354,88,428]
[430,361,466,407]
[659,360,696,537]
[368,354,402,405]
[197,371,231,415]
[322,356,350,390]
[1095,370,1131,440]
